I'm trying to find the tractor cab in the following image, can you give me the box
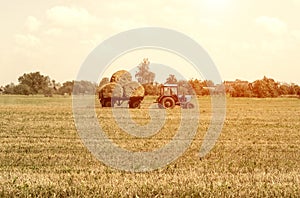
[160,84,178,96]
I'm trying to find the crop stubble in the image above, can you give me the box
[0,95,299,197]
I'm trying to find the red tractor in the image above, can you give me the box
[156,84,195,109]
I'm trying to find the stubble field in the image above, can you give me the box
[0,95,299,197]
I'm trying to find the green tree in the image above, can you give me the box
[3,83,16,94]
[295,85,300,96]
[51,80,58,93]
[252,76,279,98]
[188,79,202,95]
[72,81,96,95]
[188,79,211,96]
[177,80,193,95]
[18,72,51,94]
[135,58,155,84]
[58,81,74,95]
[165,74,178,84]
[230,80,252,97]
[14,84,31,95]
[204,80,214,87]
[279,84,290,95]
[43,87,54,97]
[288,83,297,95]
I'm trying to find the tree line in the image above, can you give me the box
[1,61,299,98]
[224,77,300,98]
[131,75,299,98]
[0,72,96,96]
[134,59,300,98]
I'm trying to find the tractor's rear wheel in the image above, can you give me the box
[162,97,175,109]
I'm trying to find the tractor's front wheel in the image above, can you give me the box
[158,103,164,109]
[162,97,175,109]
[185,102,195,109]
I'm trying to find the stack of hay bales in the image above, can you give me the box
[99,82,123,98]
[123,81,145,98]
[99,70,145,99]
[110,70,132,86]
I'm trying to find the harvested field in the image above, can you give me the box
[0,95,299,197]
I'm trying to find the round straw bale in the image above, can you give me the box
[99,82,123,98]
[110,70,132,86]
[123,81,145,98]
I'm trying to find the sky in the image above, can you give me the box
[1,0,300,85]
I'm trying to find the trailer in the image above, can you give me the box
[98,70,145,108]
[99,95,144,108]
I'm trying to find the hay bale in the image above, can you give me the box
[123,81,145,98]
[98,77,110,88]
[110,70,132,86]
[99,82,123,98]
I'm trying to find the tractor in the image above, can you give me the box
[156,84,195,109]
